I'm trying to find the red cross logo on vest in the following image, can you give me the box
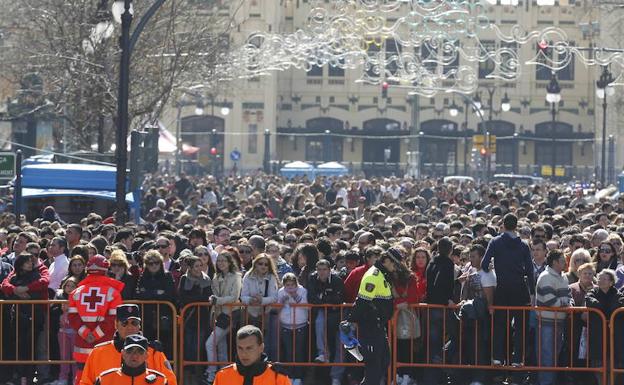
[81,287,105,312]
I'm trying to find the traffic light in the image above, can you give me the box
[480,147,487,156]
[210,147,218,156]
[143,125,159,173]
[381,81,389,98]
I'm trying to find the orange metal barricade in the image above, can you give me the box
[609,307,624,385]
[392,304,608,385]
[0,300,178,379]
[178,302,388,385]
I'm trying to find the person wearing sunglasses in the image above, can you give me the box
[135,251,176,358]
[108,250,137,300]
[94,334,168,385]
[594,241,618,275]
[80,304,176,385]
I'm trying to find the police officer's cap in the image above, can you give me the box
[123,334,148,351]
[117,304,141,322]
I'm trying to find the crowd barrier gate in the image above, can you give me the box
[0,300,614,385]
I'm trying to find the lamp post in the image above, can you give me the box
[596,65,615,186]
[113,0,166,225]
[546,73,561,180]
[264,129,271,173]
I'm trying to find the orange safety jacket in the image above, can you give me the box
[95,368,167,385]
[68,274,124,362]
[213,363,290,385]
[80,339,176,385]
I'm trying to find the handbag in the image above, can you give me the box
[578,326,588,360]
[397,307,421,340]
[215,313,231,329]
[459,297,488,320]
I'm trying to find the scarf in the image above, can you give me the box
[121,361,146,377]
[236,353,269,385]
[183,271,211,291]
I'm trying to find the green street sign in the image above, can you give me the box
[0,153,16,179]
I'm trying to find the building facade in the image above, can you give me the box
[161,0,612,181]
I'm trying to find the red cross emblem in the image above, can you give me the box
[81,287,106,312]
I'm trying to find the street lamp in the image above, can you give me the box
[501,93,511,112]
[546,72,561,180]
[264,129,271,173]
[596,65,615,185]
[112,0,166,225]
[449,101,459,117]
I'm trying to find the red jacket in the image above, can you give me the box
[1,260,49,297]
[394,274,421,308]
[68,274,124,362]
[344,264,371,303]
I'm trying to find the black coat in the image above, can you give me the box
[426,254,455,305]
[135,269,176,304]
[307,272,345,314]
[585,287,624,362]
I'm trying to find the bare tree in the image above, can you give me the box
[0,0,242,151]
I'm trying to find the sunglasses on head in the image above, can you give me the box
[121,319,141,327]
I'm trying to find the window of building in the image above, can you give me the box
[248,124,257,154]
[479,40,495,79]
[306,139,323,162]
[536,41,575,81]
[328,59,345,77]
[307,65,323,77]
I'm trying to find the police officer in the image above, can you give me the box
[213,325,290,385]
[346,250,404,385]
[81,304,176,385]
[95,334,167,385]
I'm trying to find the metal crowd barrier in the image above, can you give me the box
[0,300,178,377]
[0,300,617,385]
[178,302,385,385]
[391,304,608,385]
[609,307,624,385]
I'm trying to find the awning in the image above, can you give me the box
[22,188,135,202]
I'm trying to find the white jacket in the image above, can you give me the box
[278,285,308,328]
[240,273,278,317]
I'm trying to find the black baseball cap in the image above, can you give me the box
[123,334,148,351]
[117,304,141,322]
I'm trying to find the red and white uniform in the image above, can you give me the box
[68,274,124,362]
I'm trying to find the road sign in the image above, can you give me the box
[541,166,566,177]
[0,152,16,179]
[230,149,241,162]
[472,135,497,153]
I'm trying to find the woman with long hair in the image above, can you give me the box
[594,241,618,274]
[241,254,279,360]
[108,250,137,300]
[178,255,213,383]
[1,254,48,385]
[203,251,242,384]
[61,256,87,286]
[135,250,176,357]
[194,245,216,279]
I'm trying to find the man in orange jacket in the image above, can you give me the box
[95,334,168,385]
[80,304,176,385]
[69,255,124,385]
[213,325,290,385]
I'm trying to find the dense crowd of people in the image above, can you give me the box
[1,171,624,385]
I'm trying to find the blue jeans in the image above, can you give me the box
[423,308,445,385]
[314,311,345,380]
[538,319,565,385]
